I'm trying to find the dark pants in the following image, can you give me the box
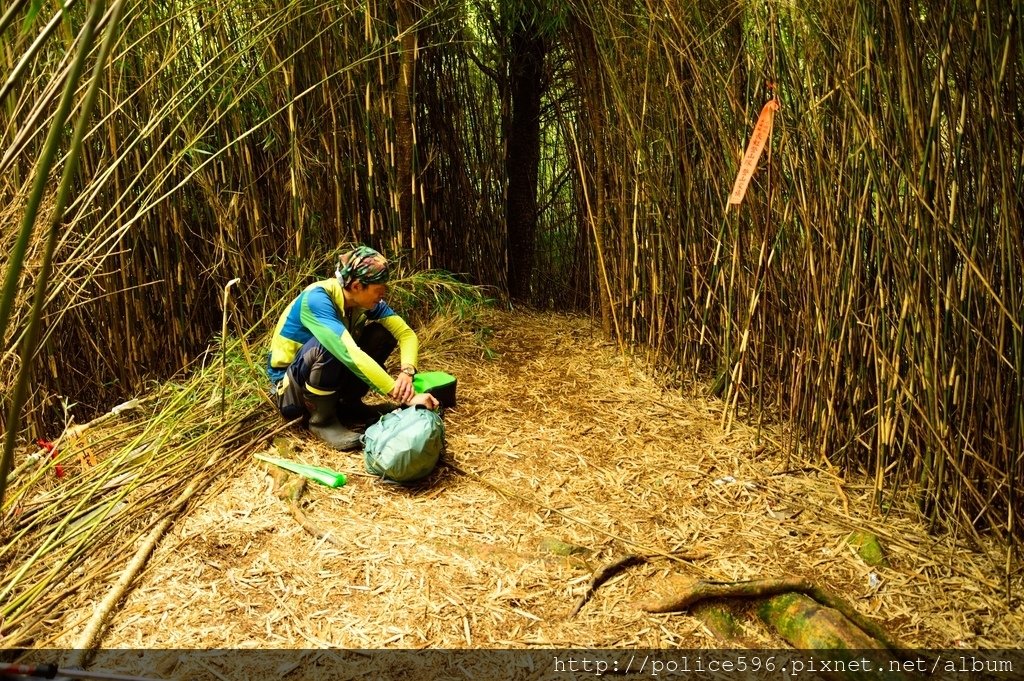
[276,323,396,420]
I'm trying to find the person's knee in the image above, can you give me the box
[297,338,344,392]
[274,373,309,421]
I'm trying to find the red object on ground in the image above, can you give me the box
[35,438,64,478]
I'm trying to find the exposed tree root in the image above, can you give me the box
[569,554,648,618]
[758,592,884,649]
[269,468,347,549]
[569,550,711,618]
[286,501,347,549]
[638,576,906,651]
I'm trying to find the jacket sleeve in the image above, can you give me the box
[378,314,419,369]
[299,287,396,395]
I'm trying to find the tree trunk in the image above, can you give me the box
[505,2,546,300]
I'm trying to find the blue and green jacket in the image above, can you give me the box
[266,278,418,395]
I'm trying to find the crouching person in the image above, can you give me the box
[266,245,439,450]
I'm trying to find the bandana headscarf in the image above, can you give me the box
[335,245,390,286]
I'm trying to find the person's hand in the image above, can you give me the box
[390,372,414,403]
[406,392,439,410]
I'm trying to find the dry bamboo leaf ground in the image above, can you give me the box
[69,310,1021,651]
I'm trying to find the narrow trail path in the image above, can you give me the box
[86,310,1019,651]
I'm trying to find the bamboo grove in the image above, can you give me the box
[1,0,1021,551]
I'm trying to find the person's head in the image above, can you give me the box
[336,245,390,308]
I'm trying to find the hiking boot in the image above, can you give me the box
[305,394,362,450]
[337,400,393,427]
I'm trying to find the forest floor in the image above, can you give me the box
[53,310,1020,670]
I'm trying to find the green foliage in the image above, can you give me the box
[497,0,567,41]
[21,0,45,36]
[388,269,496,326]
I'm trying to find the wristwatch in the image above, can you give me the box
[401,366,417,377]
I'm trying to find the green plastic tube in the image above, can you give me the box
[254,454,347,487]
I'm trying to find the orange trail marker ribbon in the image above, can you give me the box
[728,98,780,206]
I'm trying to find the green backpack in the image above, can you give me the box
[362,406,445,483]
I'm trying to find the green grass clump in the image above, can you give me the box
[387,269,496,327]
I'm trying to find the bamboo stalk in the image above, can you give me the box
[0,0,106,508]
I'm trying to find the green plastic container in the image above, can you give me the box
[412,371,457,408]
